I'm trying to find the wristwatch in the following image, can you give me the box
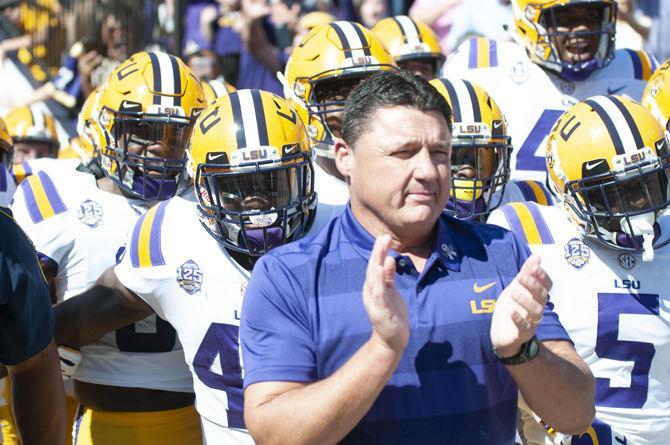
[493,336,541,365]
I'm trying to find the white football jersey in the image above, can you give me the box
[495,178,556,211]
[0,164,16,207]
[114,196,254,444]
[10,169,193,392]
[488,202,670,445]
[311,161,348,230]
[443,38,656,183]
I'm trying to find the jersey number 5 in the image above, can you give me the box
[595,292,659,409]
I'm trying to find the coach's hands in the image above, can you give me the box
[490,255,551,359]
[363,234,409,357]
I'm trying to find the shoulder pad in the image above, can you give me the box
[619,49,658,81]
[12,161,34,184]
[464,37,500,69]
[499,201,555,245]
[19,170,67,224]
[512,180,555,206]
[129,201,169,268]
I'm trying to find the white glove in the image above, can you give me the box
[58,346,81,379]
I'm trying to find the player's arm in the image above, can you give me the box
[8,340,66,445]
[54,266,153,349]
[491,255,595,435]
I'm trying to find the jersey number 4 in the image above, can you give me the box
[193,323,245,429]
[516,110,563,172]
[595,292,659,409]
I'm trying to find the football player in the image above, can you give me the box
[283,21,396,227]
[443,0,657,182]
[3,105,74,183]
[11,51,206,445]
[429,77,553,221]
[54,90,317,443]
[642,60,670,132]
[372,15,445,80]
[488,96,670,444]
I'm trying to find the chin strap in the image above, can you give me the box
[620,213,656,261]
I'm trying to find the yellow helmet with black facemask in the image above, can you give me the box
[642,60,670,131]
[546,95,670,260]
[372,16,444,78]
[4,105,59,160]
[511,0,617,77]
[284,21,396,161]
[188,89,316,256]
[97,51,205,201]
[430,77,512,220]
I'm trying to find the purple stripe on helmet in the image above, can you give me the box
[489,40,498,67]
[525,202,554,244]
[149,201,168,266]
[37,171,67,215]
[468,38,478,69]
[501,205,528,245]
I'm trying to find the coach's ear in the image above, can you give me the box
[334,137,353,182]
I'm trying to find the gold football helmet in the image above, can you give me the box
[512,0,616,76]
[430,77,512,220]
[642,60,670,130]
[546,95,670,260]
[4,105,59,162]
[188,89,316,256]
[202,78,237,103]
[372,16,444,78]
[284,21,396,160]
[0,117,13,169]
[97,51,205,200]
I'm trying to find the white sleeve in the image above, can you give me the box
[485,205,512,229]
[114,205,173,321]
[10,172,73,267]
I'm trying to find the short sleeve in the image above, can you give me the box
[114,213,171,321]
[0,209,54,365]
[240,254,316,388]
[510,233,571,344]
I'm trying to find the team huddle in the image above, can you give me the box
[1,0,670,444]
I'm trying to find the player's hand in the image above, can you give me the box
[363,234,409,356]
[490,255,551,358]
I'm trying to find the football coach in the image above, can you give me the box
[240,70,595,444]
[0,207,65,445]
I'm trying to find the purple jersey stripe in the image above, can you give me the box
[501,205,528,245]
[130,213,145,268]
[468,38,478,69]
[516,181,536,202]
[525,203,554,244]
[37,171,67,215]
[22,178,43,223]
[149,201,168,266]
[489,40,498,67]
[626,49,643,79]
[0,165,6,192]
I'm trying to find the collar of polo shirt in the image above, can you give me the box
[339,204,462,272]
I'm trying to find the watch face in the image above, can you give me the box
[527,336,540,360]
